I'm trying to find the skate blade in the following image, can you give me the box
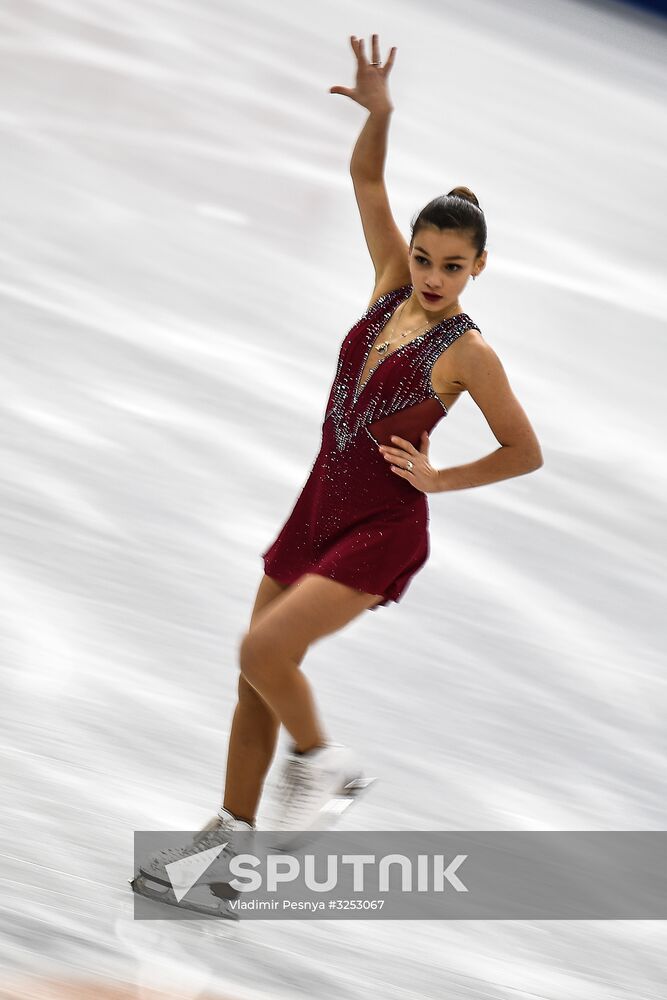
[341,775,377,797]
[268,776,378,851]
[319,776,378,817]
[129,875,239,920]
[136,865,170,886]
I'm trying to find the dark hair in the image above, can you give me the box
[410,186,487,257]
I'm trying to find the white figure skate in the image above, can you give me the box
[268,742,377,851]
[130,809,254,918]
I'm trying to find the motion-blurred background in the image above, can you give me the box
[1,0,666,997]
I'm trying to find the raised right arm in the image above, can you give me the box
[330,35,411,307]
[350,110,411,307]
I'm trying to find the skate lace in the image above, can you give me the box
[156,818,239,866]
[192,825,232,852]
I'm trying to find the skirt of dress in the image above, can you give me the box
[261,423,430,610]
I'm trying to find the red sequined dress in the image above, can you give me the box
[261,284,482,609]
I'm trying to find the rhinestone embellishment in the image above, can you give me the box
[324,285,481,453]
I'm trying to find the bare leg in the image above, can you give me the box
[221,676,281,825]
[224,573,383,825]
[241,651,326,755]
[238,573,384,780]
[222,574,291,824]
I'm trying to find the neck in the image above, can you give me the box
[402,291,463,327]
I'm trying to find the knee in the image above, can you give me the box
[238,630,271,688]
[238,629,302,688]
[236,671,278,722]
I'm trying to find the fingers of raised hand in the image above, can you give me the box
[350,35,366,64]
[383,46,397,75]
[350,34,396,72]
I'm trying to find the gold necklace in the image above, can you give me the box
[374,300,443,354]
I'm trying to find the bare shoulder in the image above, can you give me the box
[432,327,488,391]
[438,331,525,425]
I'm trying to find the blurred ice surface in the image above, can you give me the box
[1,0,666,997]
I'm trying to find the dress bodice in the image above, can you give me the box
[324,284,481,453]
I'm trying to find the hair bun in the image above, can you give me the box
[446,186,480,208]
[410,189,487,255]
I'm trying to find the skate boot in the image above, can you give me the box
[130,807,255,917]
[269,742,376,850]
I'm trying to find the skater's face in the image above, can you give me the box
[408,227,486,310]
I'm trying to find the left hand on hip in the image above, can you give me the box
[378,432,440,494]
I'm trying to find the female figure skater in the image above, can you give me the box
[134,33,542,904]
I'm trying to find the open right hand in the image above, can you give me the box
[329,34,397,113]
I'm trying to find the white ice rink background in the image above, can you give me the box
[1,0,666,997]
